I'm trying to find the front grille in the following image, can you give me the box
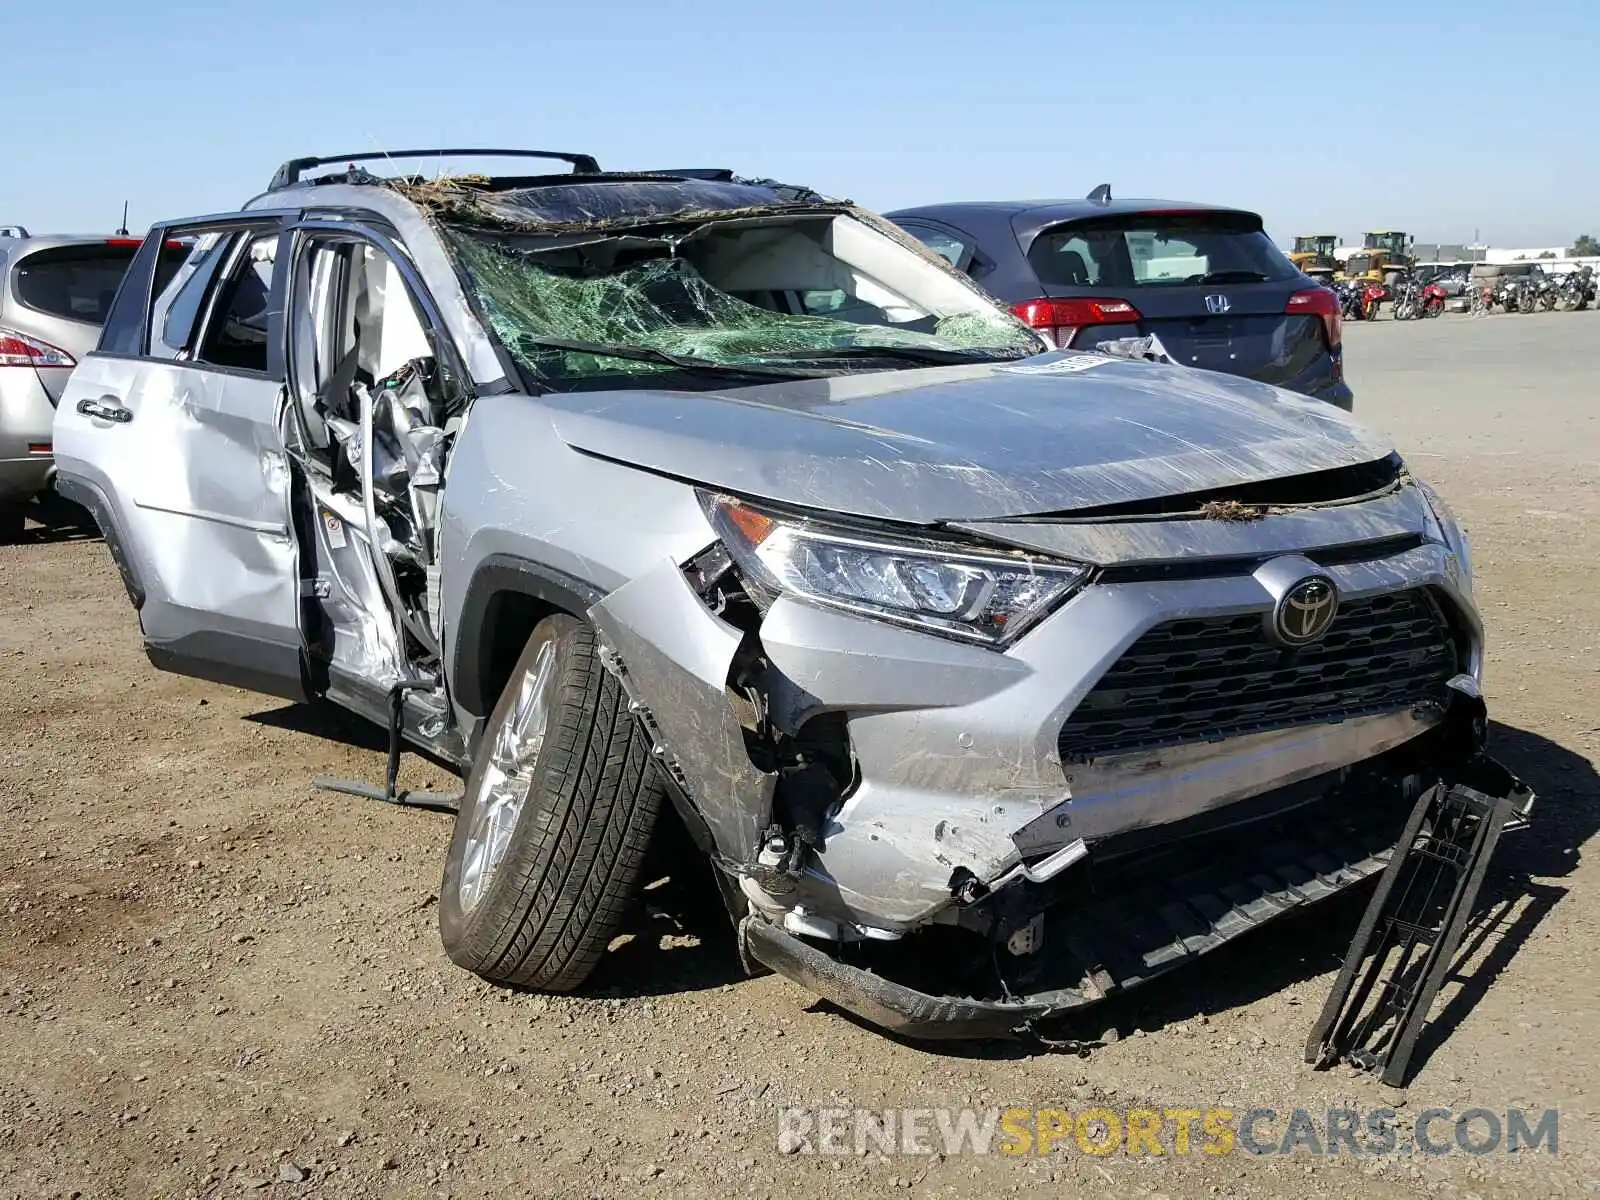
[1057,590,1458,761]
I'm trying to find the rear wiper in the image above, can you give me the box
[1197,270,1270,284]
[525,336,829,380]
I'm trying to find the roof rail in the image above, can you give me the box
[634,168,736,181]
[0,224,30,238]
[268,148,602,192]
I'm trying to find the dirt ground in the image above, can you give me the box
[3,311,1597,1199]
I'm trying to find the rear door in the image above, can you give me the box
[52,214,309,700]
[1021,211,1335,390]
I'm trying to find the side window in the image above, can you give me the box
[99,235,165,356]
[194,233,279,373]
[149,232,232,359]
[899,223,970,269]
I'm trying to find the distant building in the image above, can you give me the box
[1412,242,1477,262]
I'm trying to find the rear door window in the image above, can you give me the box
[152,232,235,357]
[193,233,280,373]
[12,242,185,327]
[1028,214,1299,289]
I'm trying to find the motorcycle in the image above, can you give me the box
[1493,277,1527,313]
[1391,274,1422,320]
[1530,273,1560,312]
[1391,274,1445,321]
[1338,279,1385,320]
[1335,280,1364,321]
[1557,267,1595,311]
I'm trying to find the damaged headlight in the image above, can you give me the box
[701,493,1088,644]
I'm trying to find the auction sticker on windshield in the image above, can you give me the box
[1000,353,1121,375]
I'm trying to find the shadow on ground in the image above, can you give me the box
[12,492,100,545]
[584,807,750,998]
[245,700,392,754]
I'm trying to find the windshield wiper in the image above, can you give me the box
[525,336,830,380]
[766,344,1027,366]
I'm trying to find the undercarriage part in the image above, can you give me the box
[313,678,463,814]
[741,773,1413,1039]
[1304,754,1533,1086]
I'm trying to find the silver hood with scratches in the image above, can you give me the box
[537,352,1394,525]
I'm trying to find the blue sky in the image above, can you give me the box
[4,0,1596,247]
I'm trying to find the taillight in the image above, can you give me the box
[1286,287,1341,349]
[0,327,76,368]
[1012,297,1140,348]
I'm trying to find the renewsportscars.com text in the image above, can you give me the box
[776,1106,1559,1158]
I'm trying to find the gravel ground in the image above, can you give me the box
[2,311,1596,1199]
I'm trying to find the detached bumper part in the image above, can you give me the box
[739,775,1411,1040]
[1305,753,1534,1085]
[740,917,1045,1040]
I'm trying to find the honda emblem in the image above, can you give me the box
[1204,294,1231,315]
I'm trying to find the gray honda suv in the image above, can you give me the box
[54,150,1506,1038]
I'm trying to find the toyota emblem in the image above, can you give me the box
[1271,576,1339,646]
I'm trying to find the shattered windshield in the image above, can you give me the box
[442,211,1041,388]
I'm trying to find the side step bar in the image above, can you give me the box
[1304,754,1534,1086]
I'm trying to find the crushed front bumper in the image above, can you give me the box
[741,725,1525,1040]
[739,764,1410,1038]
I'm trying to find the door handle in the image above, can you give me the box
[77,396,133,423]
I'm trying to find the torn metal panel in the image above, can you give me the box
[587,559,774,863]
[297,477,411,700]
[1093,333,1174,363]
[539,354,1395,524]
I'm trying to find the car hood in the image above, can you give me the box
[538,351,1394,523]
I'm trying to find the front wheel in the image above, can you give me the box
[438,613,666,992]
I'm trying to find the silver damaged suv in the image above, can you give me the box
[55,151,1502,1038]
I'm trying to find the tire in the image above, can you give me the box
[0,503,25,543]
[438,612,665,992]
